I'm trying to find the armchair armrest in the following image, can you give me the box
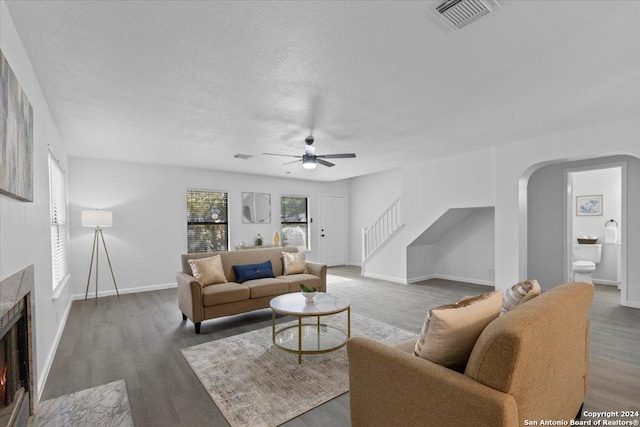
[176,272,204,323]
[305,261,327,292]
[347,337,518,427]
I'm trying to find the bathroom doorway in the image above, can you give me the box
[526,154,639,308]
[565,162,626,297]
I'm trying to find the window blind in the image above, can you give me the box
[49,155,68,289]
[187,189,229,252]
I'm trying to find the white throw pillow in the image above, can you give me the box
[501,280,541,314]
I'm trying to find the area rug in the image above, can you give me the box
[181,312,416,427]
[30,380,134,427]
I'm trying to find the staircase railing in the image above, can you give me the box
[362,197,403,262]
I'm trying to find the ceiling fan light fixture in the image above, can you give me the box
[302,155,317,169]
[263,135,355,170]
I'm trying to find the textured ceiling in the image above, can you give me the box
[5,1,640,181]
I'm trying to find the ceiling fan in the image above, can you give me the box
[263,135,356,169]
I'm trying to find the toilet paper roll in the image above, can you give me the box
[605,227,617,243]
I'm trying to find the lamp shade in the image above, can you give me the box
[81,210,113,228]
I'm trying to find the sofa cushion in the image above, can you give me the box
[188,255,227,286]
[232,261,276,284]
[202,282,250,307]
[283,251,308,275]
[243,278,289,298]
[275,274,322,292]
[413,291,502,371]
[501,280,541,314]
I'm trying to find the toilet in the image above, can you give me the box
[572,244,602,284]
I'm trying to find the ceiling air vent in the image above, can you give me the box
[233,153,253,160]
[427,0,500,31]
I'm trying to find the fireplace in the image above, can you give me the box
[0,298,29,426]
[0,266,34,427]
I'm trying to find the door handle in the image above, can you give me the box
[321,234,325,237]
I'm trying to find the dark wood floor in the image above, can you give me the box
[42,267,640,426]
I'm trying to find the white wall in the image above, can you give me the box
[406,207,495,285]
[67,157,350,296]
[572,167,621,283]
[572,168,622,243]
[348,168,401,266]
[406,244,435,281]
[526,161,565,289]
[0,1,73,401]
[361,148,496,283]
[434,208,495,286]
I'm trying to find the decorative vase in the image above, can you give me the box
[302,291,317,302]
[255,233,263,246]
[273,231,280,246]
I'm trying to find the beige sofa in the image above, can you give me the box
[347,282,594,427]
[177,247,327,333]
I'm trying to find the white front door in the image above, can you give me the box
[319,195,346,266]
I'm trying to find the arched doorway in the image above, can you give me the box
[521,155,639,308]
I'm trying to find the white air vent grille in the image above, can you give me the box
[428,0,500,30]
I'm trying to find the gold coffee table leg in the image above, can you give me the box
[272,310,276,343]
[298,316,302,364]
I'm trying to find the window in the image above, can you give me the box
[48,155,68,290]
[187,189,229,252]
[281,195,309,250]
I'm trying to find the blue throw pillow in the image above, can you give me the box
[233,260,275,283]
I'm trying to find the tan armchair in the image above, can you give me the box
[347,282,594,427]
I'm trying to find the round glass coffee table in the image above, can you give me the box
[270,293,351,364]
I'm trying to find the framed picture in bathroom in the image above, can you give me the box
[576,195,603,216]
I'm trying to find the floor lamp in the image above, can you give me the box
[82,210,120,304]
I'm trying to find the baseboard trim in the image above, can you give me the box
[362,272,406,284]
[592,279,620,287]
[346,261,362,267]
[407,274,436,284]
[433,274,495,287]
[407,273,496,288]
[622,299,640,309]
[72,282,177,301]
[389,273,495,286]
[37,296,73,403]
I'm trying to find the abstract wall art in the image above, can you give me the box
[1,49,34,202]
[576,194,603,216]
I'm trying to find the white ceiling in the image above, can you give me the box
[6,1,640,181]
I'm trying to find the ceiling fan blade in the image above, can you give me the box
[317,159,335,167]
[316,153,356,159]
[263,153,301,158]
[282,159,301,166]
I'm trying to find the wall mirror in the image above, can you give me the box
[242,192,271,223]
